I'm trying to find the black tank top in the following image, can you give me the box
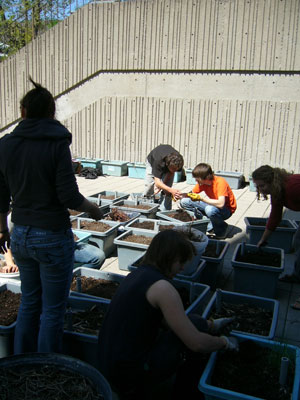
[98,264,167,378]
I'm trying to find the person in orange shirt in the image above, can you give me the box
[180,163,237,239]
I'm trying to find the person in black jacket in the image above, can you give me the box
[0,77,103,354]
[98,230,238,399]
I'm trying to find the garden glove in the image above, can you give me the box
[210,317,235,333]
[187,192,201,201]
[221,336,239,351]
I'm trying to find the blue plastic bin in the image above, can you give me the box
[202,289,279,339]
[245,216,296,253]
[156,209,210,233]
[101,160,128,176]
[87,191,129,205]
[199,334,300,400]
[127,162,146,179]
[200,239,230,288]
[112,199,159,219]
[185,168,196,185]
[214,171,244,189]
[76,158,103,171]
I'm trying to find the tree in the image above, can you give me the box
[0,0,74,60]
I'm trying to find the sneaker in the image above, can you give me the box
[206,229,215,237]
[214,226,229,240]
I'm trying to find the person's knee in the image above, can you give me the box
[180,197,191,208]
[204,205,219,218]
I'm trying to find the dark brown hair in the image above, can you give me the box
[192,163,214,180]
[165,152,184,171]
[20,76,56,119]
[142,230,195,276]
[252,165,292,202]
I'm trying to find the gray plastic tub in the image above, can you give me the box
[214,170,244,189]
[114,229,157,270]
[156,209,210,233]
[87,191,129,205]
[124,217,183,233]
[70,267,125,301]
[200,239,230,288]
[74,218,120,257]
[112,199,159,219]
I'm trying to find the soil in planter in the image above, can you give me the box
[210,302,273,336]
[158,224,176,231]
[121,234,153,245]
[0,365,104,400]
[0,290,21,326]
[65,305,106,335]
[203,242,222,258]
[121,204,152,210]
[99,194,115,200]
[79,221,111,232]
[70,276,120,299]
[105,208,130,222]
[212,340,295,400]
[69,209,82,216]
[236,248,281,267]
[167,209,195,222]
[130,221,155,230]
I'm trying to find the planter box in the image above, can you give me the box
[245,216,297,253]
[75,157,103,171]
[173,170,184,183]
[248,175,256,192]
[214,171,244,190]
[202,289,279,340]
[173,278,210,315]
[156,210,210,233]
[112,199,159,219]
[87,191,129,205]
[73,229,91,244]
[185,168,196,185]
[101,160,128,176]
[0,353,112,400]
[0,281,21,357]
[199,334,300,400]
[70,267,125,301]
[128,162,146,179]
[114,230,157,270]
[124,217,183,234]
[200,239,230,288]
[74,218,120,257]
[231,243,284,298]
[63,296,109,368]
[176,259,207,283]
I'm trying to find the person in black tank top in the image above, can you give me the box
[98,230,239,399]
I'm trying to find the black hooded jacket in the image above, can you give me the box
[0,118,84,230]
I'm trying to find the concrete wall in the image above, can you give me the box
[1,0,300,177]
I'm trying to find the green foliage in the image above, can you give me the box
[0,0,74,60]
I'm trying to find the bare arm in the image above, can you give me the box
[146,280,226,353]
[200,195,225,208]
[154,177,182,199]
[257,228,273,247]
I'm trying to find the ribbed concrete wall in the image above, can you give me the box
[0,0,299,176]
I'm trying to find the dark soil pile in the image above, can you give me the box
[0,365,104,400]
[130,221,155,230]
[121,204,152,210]
[105,208,130,222]
[159,224,175,231]
[65,305,106,335]
[121,234,153,245]
[100,195,115,199]
[212,340,295,400]
[79,221,111,232]
[236,248,281,267]
[168,209,195,221]
[0,290,21,326]
[211,302,273,336]
[70,276,120,299]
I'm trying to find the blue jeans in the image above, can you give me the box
[74,242,105,269]
[11,225,75,354]
[180,197,232,235]
[143,160,174,211]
